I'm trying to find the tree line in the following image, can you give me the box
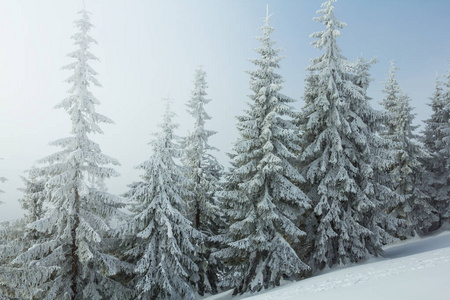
[1,0,449,299]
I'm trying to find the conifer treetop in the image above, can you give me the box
[216,7,309,294]
[8,9,130,299]
[122,99,199,300]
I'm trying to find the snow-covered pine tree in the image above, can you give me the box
[298,0,395,272]
[0,167,47,299]
[349,57,402,245]
[182,67,224,296]
[19,167,46,226]
[121,100,199,300]
[214,8,310,294]
[380,61,437,236]
[422,73,450,226]
[0,218,26,298]
[2,10,131,300]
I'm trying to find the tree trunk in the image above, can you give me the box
[71,188,80,300]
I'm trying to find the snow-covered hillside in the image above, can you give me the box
[205,230,450,300]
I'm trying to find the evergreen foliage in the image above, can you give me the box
[182,67,224,295]
[380,61,438,236]
[423,72,450,224]
[121,101,200,300]
[215,9,310,294]
[350,57,402,244]
[0,10,131,300]
[0,167,47,299]
[0,2,448,299]
[298,0,395,272]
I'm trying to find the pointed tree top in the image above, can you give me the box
[265,4,273,23]
[388,60,399,77]
[161,95,175,120]
[162,93,174,105]
[196,64,204,72]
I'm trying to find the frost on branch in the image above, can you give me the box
[214,8,310,295]
[422,70,450,226]
[0,10,131,299]
[297,0,397,272]
[121,101,200,300]
[181,67,225,295]
[380,61,438,236]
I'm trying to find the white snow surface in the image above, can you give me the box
[204,230,450,300]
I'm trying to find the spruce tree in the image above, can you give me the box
[350,57,402,244]
[215,9,310,294]
[0,168,47,299]
[298,0,394,272]
[0,218,26,298]
[2,10,131,299]
[423,73,450,225]
[122,100,199,300]
[380,61,437,236]
[182,67,224,295]
[18,167,46,227]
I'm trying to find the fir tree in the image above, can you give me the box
[0,168,47,299]
[182,67,224,295]
[350,57,402,244]
[0,218,26,298]
[298,0,395,272]
[2,10,131,300]
[122,100,199,300]
[380,61,437,236]
[215,8,310,294]
[19,167,47,226]
[422,72,450,226]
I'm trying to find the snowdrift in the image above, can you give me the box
[205,230,450,300]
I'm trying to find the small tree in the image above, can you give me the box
[122,100,199,300]
[182,67,224,295]
[215,8,310,294]
[380,61,437,236]
[0,167,47,299]
[2,10,131,299]
[423,72,450,226]
[19,167,46,226]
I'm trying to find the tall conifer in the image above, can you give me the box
[422,72,450,226]
[215,8,310,294]
[2,10,131,299]
[298,0,395,271]
[380,61,437,236]
[182,67,224,295]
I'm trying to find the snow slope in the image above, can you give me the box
[204,230,450,300]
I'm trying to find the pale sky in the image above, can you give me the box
[1,0,449,221]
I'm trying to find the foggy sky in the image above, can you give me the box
[1,0,450,221]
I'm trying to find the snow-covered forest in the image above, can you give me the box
[1,0,449,299]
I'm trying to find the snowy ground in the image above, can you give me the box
[204,230,450,300]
